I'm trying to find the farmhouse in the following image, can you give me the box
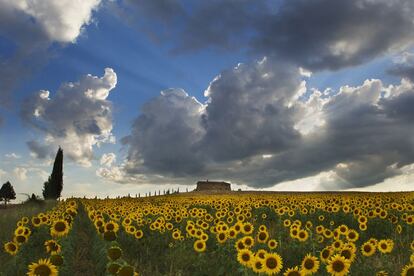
[195,180,231,191]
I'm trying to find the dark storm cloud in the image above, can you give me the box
[27,140,51,159]
[116,58,414,189]
[117,0,414,70]
[252,0,414,70]
[388,53,414,83]
[200,58,303,161]
[121,88,206,176]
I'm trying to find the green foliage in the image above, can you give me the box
[0,181,16,207]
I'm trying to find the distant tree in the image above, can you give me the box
[43,147,63,200]
[0,181,16,208]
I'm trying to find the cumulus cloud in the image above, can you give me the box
[100,153,116,167]
[5,153,21,159]
[0,0,102,122]
[13,167,27,181]
[116,57,414,189]
[200,58,304,161]
[116,0,414,70]
[121,88,206,176]
[22,68,117,167]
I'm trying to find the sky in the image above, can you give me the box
[1,0,414,200]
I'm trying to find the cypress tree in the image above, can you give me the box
[43,147,63,200]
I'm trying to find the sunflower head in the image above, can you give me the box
[4,241,19,256]
[117,265,135,276]
[27,258,58,276]
[107,246,122,261]
[107,262,121,275]
[50,254,64,266]
[264,252,283,274]
[301,254,320,274]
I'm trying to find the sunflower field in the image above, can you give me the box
[1,191,414,276]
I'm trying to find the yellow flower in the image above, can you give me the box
[263,252,283,275]
[251,256,266,273]
[4,241,19,256]
[301,253,320,275]
[193,240,206,253]
[27,258,58,276]
[268,239,278,250]
[326,254,351,276]
[297,230,309,242]
[257,231,269,243]
[237,249,253,267]
[284,266,304,276]
[401,263,414,276]
[377,239,393,254]
[44,240,61,254]
[50,220,70,237]
[241,222,254,235]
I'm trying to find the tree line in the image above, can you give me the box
[0,147,63,208]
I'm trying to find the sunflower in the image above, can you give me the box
[117,265,135,276]
[44,240,61,254]
[320,247,333,263]
[242,236,255,248]
[105,221,120,233]
[263,252,283,275]
[235,239,245,251]
[326,254,351,276]
[50,220,70,237]
[377,239,393,254]
[340,247,356,263]
[376,271,388,276]
[49,254,64,266]
[346,230,359,242]
[297,230,309,242]
[27,258,58,276]
[284,219,292,227]
[241,222,254,235]
[255,249,268,260]
[361,241,376,257]
[193,240,206,253]
[268,239,278,250]
[411,240,414,251]
[216,232,228,244]
[107,246,122,261]
[401,263,414,276]
[14,234,28,244]
[283,266,303,276]
[301,253,320,275]
[237,249,253,267]
[257,231,269,243]
[32,216,42,227]
[4,241,19,256]
[103,230,117,241]
[252,257,266,273]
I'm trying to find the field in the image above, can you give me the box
[1,192,414,276]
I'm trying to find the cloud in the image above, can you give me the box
[22,68,117,167]
[0,0,102,123]
[121,88,206,176]
[5,153,21,159]
[388,52,414,83]
[100,153,116,167]
[116,0,414,71]
[200,58,304,161]
[13,167,28,181]
[117,57,414,189]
